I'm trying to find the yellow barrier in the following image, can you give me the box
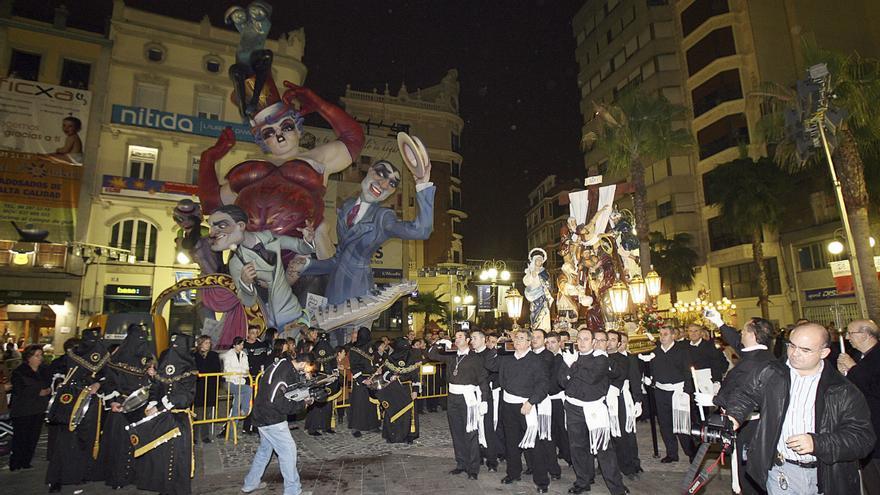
[195,362,450,442]
[192,371,258,445]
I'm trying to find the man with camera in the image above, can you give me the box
[699,311,776,494]
[723,322,875,495]
[836,319,880,493]
[241,351,315,495]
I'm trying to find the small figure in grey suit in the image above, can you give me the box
[208,204,315,333]
[297,134,436,346]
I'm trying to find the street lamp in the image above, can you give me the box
[609,281,630,314]
[645,268,662,298]
[479,260,509,283]
[464,294,474,305]
[628,275,647,305]
[827,240,845,255]
[505,287,524,322]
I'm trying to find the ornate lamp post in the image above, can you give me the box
[645,268,662,298]
[609,281,630,314]
[505,287,524,329]
[628,275,647,305]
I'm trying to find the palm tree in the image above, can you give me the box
[407,291,448,331]
[649,231,699,304]
[591,90,693,274]
[706,156,790,319]
[756,45,880,321]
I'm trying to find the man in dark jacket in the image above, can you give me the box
[836,319,880,494]
[700,311,777,494]
[725,323,875,495]
[241,352,313,495]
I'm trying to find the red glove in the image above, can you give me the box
[198,127,236,213]
[282,81,364,161]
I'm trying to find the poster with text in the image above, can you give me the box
[0,151,82,242]
[0,78,90,159]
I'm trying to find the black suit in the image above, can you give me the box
[843,343,880,494]
[646,342,695,461]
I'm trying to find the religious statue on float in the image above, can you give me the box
[523,248,553,331]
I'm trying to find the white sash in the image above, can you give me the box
[492,387,500,431]
[566,395,610,454]
[606,385,621,438]
[449,383,486,448]
[622,379,636,433]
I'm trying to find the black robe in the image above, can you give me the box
[347,328,381,432]
[379,340,421,443]
[99,325,154,488]
[46,330,109,485]
[305,337,339,433]
[133,333,196,495]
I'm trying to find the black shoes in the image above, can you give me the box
[568,486,590,494]
[524,467,534,475]
[308,431,321,436]
[660,456,678,463]
[352,430,362,438]
[468,473,478,480]
[551,473,562,480]
[501,476,520,484]
[487,465,498,472]
[324,429,336,434]
[48,484,61,493]
[449,468,466,475]
[537,486,549,493]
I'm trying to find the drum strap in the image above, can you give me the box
[133,427,181,458]
[92,398,102,459]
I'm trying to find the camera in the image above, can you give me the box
[284,383,331,402]
[690,413,736,447]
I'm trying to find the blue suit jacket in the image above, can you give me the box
[303,185,435,305]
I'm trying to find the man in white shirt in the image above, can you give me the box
[221,336,252,437]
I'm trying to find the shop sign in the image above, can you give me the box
[804,287,849,301]
[0,290,69,305]
[105,284,151,298]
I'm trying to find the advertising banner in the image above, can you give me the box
[371,239,403,279]
[0,78,90,156]
[0,151,82,242]
[829,257,880,294]
[101,175,198,201]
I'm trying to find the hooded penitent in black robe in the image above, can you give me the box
[132,333,196,495]
[347,327,381,433]
[46,328,109,486]
[378,337,422,444]
[99,324,154,488]
[305,333,340,434]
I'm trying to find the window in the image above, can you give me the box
[451,190,462,210]
[798,242,827,271]
[145,44,165,63]
[60,59,91,89]
[110,219,158,263]
[451,161,461,178]
[451,133,461,153]
[452,219,463,237]
[196,93,223,120]
[686,27,736,76]
[204,56,223,74]
[719,258,781,299]
[127,145,158,180]
[189,155,200,184]
[657,200,673,219]
[134,82,166,110]
[8,50,41,80]
[681,0,730,38]
[691,69,743,117]
[697,113,749,159]
[707,215,754,251]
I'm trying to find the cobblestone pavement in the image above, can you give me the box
[2,410,732,494]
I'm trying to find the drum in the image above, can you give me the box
[70,388,93,431]
[121,386,151,413]
[125,411,182,458]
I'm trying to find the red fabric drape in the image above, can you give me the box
[201,287,247,349]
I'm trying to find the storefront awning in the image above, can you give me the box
[0,290,70,305]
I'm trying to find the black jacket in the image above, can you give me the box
[10,363,51,417]
[725,360,875,494]
[251,358,306,427]
[844,344,880,458]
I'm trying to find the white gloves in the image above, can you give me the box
[437,339,453,349]
[703,308,724,328]
[712,381,721,395]
[638,352,655,362]
[642,376,653,386]
[694,392,716,408]
[479,402,488,415]
[633,402,643,417]
[562,350,578,367]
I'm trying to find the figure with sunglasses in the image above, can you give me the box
[297,140,435,347]
[699,310,777,494]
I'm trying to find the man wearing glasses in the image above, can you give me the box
[724,322,874,495]
[837,319,880,494]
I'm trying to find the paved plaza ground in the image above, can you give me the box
[2,410,732,494]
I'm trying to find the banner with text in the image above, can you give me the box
[0,78,91,156]
[829,257,880,294]
[0,151,82,242]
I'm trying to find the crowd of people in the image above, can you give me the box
[2,314,879,495]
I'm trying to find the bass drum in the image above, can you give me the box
[46,383,79,425]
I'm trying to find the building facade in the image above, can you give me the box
[569,0,880,326]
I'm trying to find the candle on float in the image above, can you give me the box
[839,333,846,354]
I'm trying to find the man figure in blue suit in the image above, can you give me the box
[298,138,435,347]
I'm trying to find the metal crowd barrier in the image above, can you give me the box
[193,362,449,444]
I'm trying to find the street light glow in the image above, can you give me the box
[176,251,191,264]
[500,270,511,281]
[464,294,474,305]
[827,240,845,255]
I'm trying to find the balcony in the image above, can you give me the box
[697,113,749,160]
[686,27,736,77]
[681,0,730,38]
[691,69,743,117]
[0,241,69,271]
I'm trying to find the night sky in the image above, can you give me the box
[19,0,587,261]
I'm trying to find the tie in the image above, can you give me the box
[250,242,276,265]
[346,203,361,227]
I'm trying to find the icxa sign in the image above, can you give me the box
[110,105,254,142]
